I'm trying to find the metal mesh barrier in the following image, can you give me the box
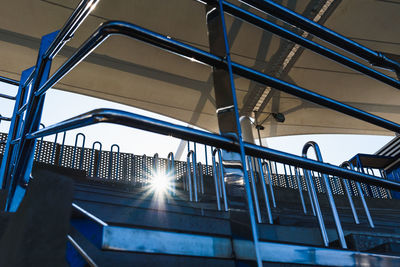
[0,132,388,198]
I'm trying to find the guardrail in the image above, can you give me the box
[0,0,399,264]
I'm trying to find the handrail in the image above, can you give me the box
[44,0,99,60]
[89,141,102,177]
[0,115,11,122]
[108,144,120,179]
[167,152,176,196]
[33,21,400,134]
[239,0,400,74]
[27,108,400,191]
[257,158,273,224]
[0,75,19,86]
[261,161,276,208]
[247,156,262,223]
[303,141,346,249]
[72,133,86,169]
[0,93,16,101]
[212,148,228,211]
[186,150,198,202]
[341,161,374,228]
[200,0,400,90]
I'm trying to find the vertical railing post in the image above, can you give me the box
[72,133,86,169]
[212,149,222,211]
[168,152,176,196]
[58,132,66,166]
[89,141,102,177]
[108,144,120,180]
[36,123,46,162]
[141,154,147,186]
[186,150,198,202]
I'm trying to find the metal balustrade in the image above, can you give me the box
[0,0,399,265]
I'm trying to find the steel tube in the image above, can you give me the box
[0,93,16,101]
[27,108,400,191]
[72,133,86,169]
[168,152,176,196]
[262,161,276,208]
[294,167,307,214]
[257,158,273,224]
[238,0,400,74]
[303,141,347,249]
[217,149,228,212]
[0,76,19,86]
[341,161,374,228]
[34,21,400,134]
[89,141,102,177]
[212,150,222,211]
[44,0,99,60]
[247,157,262,223]
[304,169,329,247]
[198,162,204,194]
[213,0,400,89]
[341,177,360,224]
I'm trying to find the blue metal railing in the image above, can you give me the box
[0,0,399,264]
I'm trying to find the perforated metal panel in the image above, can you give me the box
[0,132,390,198]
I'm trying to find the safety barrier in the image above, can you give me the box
[0,0,399,264]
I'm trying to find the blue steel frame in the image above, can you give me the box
[0,0,399,264]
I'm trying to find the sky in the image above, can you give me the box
[0,81,394,165]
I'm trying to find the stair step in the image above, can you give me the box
[72,200,232,236]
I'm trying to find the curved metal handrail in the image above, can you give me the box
[28,108,400,191]
[89,141,102,177]
[108,144,120,179]
[72,133,86,169]
[341,161,374,228]
[303,141,346,249]
[212,148,228,211]
[186,150,198,202]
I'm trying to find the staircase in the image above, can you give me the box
[34,163,398,267]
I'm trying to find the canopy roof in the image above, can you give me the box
[0,0,399,137]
